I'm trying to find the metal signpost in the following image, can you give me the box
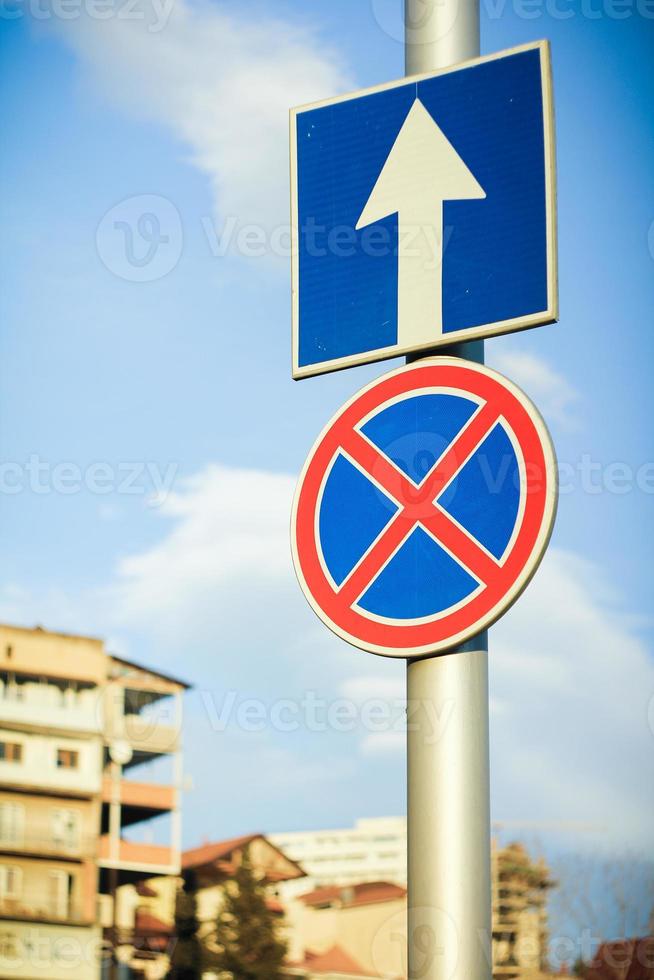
[406,6,490,978]
[289,3,559,978]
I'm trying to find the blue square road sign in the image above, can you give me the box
[290,40,557,379]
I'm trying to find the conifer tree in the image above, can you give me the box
[168,878,203,980]
[212,849,287,980]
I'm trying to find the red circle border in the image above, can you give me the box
[291,358,557,658]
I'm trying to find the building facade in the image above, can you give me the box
[273,818,554,978]
[492,842,552,979]
[270,818,407,898]
[0,623,188,980]
[118,833,307,978]
[285,881,407,979]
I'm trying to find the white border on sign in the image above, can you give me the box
[289,357,559,659]
[290,39,558,380]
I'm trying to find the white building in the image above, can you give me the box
[0,623,189,980]
[270,817,407,899]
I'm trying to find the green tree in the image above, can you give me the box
[573,957,589,977]
[168,879,203,980]
[211,849,287,980]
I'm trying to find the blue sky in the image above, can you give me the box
[1,0,653,937]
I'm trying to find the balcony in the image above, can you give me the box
[0,896,91,925]
[0,693,101,735]
[101,777,174,812]
[0,750,102,797]
[99,836,177,874]
[103,714,179,757]
[0,832,95,860]
[493,916,520,932]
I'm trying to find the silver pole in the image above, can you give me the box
[405,0,480,74]
[406,640,491,980]
[404,2,492,979]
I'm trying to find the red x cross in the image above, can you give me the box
[337,400,503,609]
[292,360,553,657]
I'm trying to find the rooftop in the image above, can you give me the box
[293,945,377,977]
[109,653,191,691]
[0,622,191,691]
[182,833,306,883]
[586,937,654,980]
[299,881,406,909]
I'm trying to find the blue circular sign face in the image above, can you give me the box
[292,359,557,658]
[319,390,521,622]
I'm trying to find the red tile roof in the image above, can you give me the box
[182,834,259,870]
[134,882,158,898]
[298,885,342,905]
[299,881,406,909]
[134,910,172,936]
[586,938,654,980]
[299,945,375,976]
[182,833,305,881]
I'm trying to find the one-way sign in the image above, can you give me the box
[291,41,557,379]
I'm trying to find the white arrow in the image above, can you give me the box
[356,98,486,350]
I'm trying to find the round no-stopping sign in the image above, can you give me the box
[291,358,557,658]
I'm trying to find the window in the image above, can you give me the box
[0,804,24,845]
[47,871,73,919]
[2,674,26,702]
[0,742,22,763]
[0,932,17,959]
[0,866,21,900]
[56,748,79,769]
[51,808,80,851]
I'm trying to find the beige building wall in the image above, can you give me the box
[0,854,96,924]
[112,875,178,932]
[0,791,98,850]
[286,897,407,978]
[0,679,101,737]
[0,920,103,980]
[0,626,106,687]
[0,731,103,797]
[514,909,544,974]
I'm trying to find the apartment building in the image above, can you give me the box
[115,833,307,978]
[492,842,552,979]
[270,817,407,898]
[274,818,554,978]
[0,623,189,980]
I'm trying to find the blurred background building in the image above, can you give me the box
[0,623,556,980]
[0,623,188,980]
[273,817,554,979]
[271,818,407,898]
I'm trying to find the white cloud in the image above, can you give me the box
[108,463,653,850]
[491,548,654,849]
[340,675,404,704]
[108,464,374,703]
[490,348,581,430]
[117,463,294,614]
[360,730,405,756]
[45,0,351,232]
[3,462,651,849]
